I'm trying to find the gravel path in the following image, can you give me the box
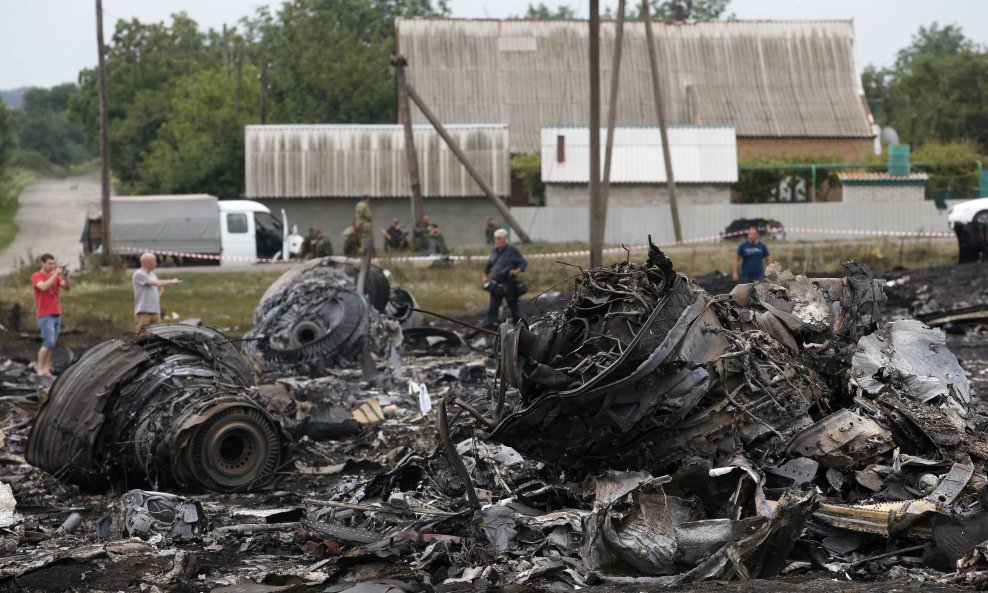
[0,173,100,275]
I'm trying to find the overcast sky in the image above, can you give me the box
[1,0,986,89]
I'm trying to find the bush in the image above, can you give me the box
[733,154,845,203]
[9,150,56,175]
[511,152,544,204]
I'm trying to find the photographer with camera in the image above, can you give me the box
[481,229,527,328]
[31,254,71,377]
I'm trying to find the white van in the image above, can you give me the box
[83,195,300,265]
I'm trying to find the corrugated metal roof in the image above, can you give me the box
[245,124,510,199]
[837,170,929,183]
[542,125,737,184]
[836,170,929,180]
[397,18,875,153]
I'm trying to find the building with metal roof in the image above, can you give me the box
[245,124,512,249]
[397,18,876,161]
[246,124,510,199]
[836,170,929,203]
[542,125,737,206]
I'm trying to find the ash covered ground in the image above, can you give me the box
[2,256,988,592]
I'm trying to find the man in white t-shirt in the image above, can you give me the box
[132,253,182,333]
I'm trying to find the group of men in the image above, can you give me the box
[29,225,771,377]
[380,214,448,256]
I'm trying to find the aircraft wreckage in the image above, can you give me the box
[420,240,983,581]
[26,325,291,493]
[10,244,988,588]
[242,257,403,376]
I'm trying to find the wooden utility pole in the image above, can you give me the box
[642,0,683,243]
[222,24,230,77]
[600,0,626,265]
[259,52,268,124]
[392,55,425,224]
[589,0,603,268]
[405,83,531,243]
[235,40,243,116]
[96,0,112,266]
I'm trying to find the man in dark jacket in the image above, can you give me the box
[482,229,527,327]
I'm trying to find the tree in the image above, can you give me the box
[136,66,259,196]
[895,22,972,70]
[611,0,732,20]
[0,102,12,171]
[13,85,90,167]
[865,22,988,153]
[518,3,577,19]
[256,0,448,125]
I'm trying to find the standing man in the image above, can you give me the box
[32,254,70,377]
[412,214,431,253]
[732,226,772,282]
[133,253,182,333]
[484,216,498,245]
[482,229,527,328]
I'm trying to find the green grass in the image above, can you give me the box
[0,169,38,250]
[0,238,958,352]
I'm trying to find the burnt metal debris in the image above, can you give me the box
[243,257,402,376]
[26,325,291,493]
[9,247,988,591]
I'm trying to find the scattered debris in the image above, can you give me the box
[8,245,988,591]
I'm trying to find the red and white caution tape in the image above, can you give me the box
[117,246,280,263]
[119,226,955,265]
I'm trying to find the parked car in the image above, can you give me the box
[721,218,786,241]
[947,197,988,263]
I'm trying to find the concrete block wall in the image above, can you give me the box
[545,184,731,207]
[511,199,959,245]
[842,185,925,202]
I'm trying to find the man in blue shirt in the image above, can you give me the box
[732,227,771,282]
[482,229,527,327]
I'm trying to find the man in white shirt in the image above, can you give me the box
[132,253,182,333]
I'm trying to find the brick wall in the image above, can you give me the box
[739,138,875,162]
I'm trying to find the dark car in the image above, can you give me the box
[722,218,786,240]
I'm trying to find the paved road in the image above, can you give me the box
[0,173,99,275]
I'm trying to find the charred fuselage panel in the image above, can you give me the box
[26,325,291,493]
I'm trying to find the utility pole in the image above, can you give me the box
[392,55,425,225]
[96,0,112,266]
[600,0,626,265]
[642,0,683,243]
[222,24,230,77]
[405,83,531,243]
[259,51,268,124]
[589,0,603,268]
[235,40,243,116]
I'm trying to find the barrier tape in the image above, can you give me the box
[119,225,956,265]
[117,246,280,263]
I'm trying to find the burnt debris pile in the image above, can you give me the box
[26,325,291,493]
[243,257,402,376]
[8,247,988,591]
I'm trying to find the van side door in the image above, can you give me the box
[221,210,257,265]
